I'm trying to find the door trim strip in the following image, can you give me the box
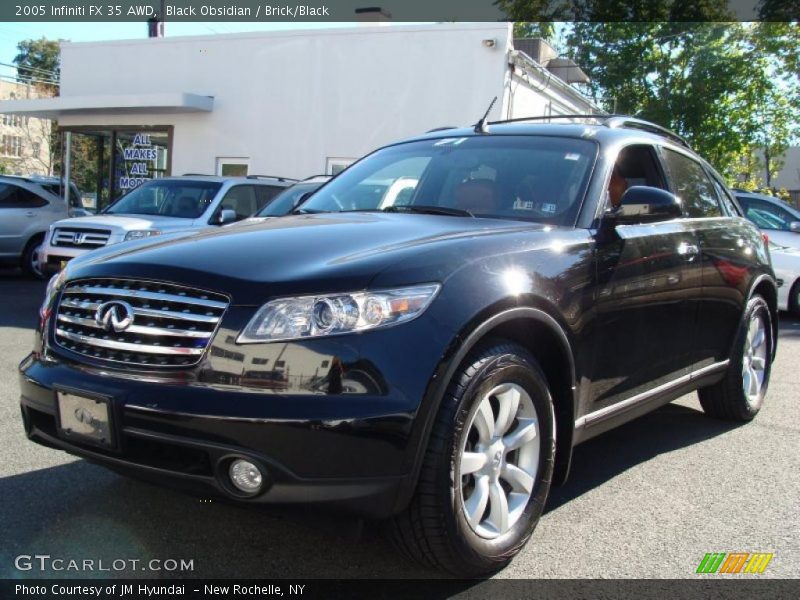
[575,360,730,429]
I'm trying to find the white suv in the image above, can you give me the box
[41,175,294,275]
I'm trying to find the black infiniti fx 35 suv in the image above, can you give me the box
[20,117,778,575]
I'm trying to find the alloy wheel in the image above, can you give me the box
[742,311,768,406]
[30,244,43,278]
[458,383,539,539]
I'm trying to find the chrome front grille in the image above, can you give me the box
[53,278,229,367]
[52,228,111,248]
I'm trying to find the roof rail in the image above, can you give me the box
[604,116,689,148]
[487,114,609,126]
[246,175,299,182]
[300,174,331,181]
[486,113,691,148]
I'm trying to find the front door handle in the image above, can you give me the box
[25,211,36,217]
[678,242,700,259]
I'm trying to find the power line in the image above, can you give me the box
[0,60,59,79]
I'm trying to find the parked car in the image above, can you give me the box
[21,117,778,576]
[0,175,87,277]
[735,190,800,249]
[250,175,331,219]
[40,175,296,276]
[769,241,800,316]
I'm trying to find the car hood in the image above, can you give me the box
[51,214,198,232]
[69,212,550,305]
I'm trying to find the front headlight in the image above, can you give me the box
[124,229,161,242]
[39,269,66,321]
[238,284,441,343]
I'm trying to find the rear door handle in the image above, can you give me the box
[25,211,36,217]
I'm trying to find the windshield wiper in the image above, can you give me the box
[382,205,474,217]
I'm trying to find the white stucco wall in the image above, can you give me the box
[57,23,515,178]
[768,146,800,191]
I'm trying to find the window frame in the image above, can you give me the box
[216,157,250,177]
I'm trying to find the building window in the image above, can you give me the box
[2,114,24,127]
[326,157,355,176]
[1,135,23,157]
[216,157,249,177]
[32,142,40,158]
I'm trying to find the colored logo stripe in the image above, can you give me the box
[696,552,773,574]
[744,553,774,574]
[720,553,749,573]
[697,553,726,573]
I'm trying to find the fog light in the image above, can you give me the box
[229,459,263,494]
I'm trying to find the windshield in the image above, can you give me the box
[105,180,222,219]
[257,182,323,217]
[299,136,597,224]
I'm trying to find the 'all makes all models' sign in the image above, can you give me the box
[119,133,158,190]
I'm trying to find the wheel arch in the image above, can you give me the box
[395,304,578,514]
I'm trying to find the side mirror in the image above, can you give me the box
[217,208,237,225]
[611,186,683,225]
[790,221,800,233]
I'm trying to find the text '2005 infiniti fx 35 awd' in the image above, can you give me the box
[20,116,778,575]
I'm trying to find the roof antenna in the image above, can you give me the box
[474,96,497,134]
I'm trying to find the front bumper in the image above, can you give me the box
[19,351,422,518]
[41,236,126,275]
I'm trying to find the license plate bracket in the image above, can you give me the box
[55,388,115,449]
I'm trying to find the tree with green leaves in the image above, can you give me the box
[562,22,799,183]
[14,37,61,93]
[498,4,800,185]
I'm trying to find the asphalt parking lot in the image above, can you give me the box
[0,270,798,580]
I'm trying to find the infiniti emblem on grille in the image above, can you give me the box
[74,407,96,427]
[95,301,135,332]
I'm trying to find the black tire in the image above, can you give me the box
[789,279,800,318]
[21,235,46,280]
[698,294,773,421]
[387,341,556,576]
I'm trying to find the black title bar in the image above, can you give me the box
[2,1,795,22]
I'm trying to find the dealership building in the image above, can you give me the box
[0,21,600,208]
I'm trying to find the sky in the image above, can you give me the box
[0,22,353,78]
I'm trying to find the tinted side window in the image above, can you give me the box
[16,187,47,208]
[0,183,16,207]
[0,184,46,208]
[219,185,258,220]
[706,171,741,217]
[254,185,283,210]
[661,149,722,218]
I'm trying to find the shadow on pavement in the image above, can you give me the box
[546,402,739,514]
[1,402,743,579]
